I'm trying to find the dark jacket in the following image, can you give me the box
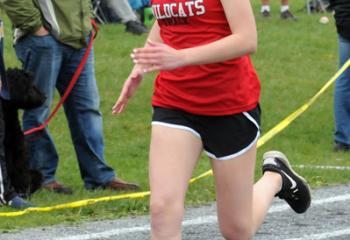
[329,0,350,40]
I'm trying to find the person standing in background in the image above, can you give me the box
[2,0,141,194]
[104,0,148,35]
[261,0,297,20]
[330,0,350,152]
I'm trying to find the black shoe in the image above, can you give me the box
[262,151,311,214]
[262,10,271,18]
[280,10,297,21]
[334,141,350,152]
[43,181,73,195]
[125,20,148,35]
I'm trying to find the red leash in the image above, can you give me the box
[24,20,99,136]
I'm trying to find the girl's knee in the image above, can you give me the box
[220,222,253,240]
[150,197,184,237]
[150,197,184,221]
[150,198,168,220]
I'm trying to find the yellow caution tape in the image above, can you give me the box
[1,59,349,217]
[0,191,150,217]
[258,59,350,148]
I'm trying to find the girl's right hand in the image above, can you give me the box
[112,67,144,115]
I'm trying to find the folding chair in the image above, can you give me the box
[92,0,108,24]
[306,0,328,14]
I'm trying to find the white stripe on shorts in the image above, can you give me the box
[243,111,260,129]
[205,111,260,160]
[151,121,201,139]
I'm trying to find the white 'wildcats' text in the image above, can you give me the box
[152,0,206,19]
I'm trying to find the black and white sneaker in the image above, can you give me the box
[262,151,311,214]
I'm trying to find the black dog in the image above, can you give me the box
[1,68,46,198]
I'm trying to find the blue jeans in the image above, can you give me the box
[15,34,115,188]
[334,35,350,145]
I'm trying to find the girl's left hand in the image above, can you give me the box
[131,40,185,73]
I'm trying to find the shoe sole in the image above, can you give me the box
[263,150,311,197]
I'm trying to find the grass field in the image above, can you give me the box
[1,0,350,232]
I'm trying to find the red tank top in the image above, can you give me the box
[151,0,260,116]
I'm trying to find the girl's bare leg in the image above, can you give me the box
[149,125,203,240]
[211,144,282,240]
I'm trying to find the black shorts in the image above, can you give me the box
[151,105,261,160]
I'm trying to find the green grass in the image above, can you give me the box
[0,0,349,231]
